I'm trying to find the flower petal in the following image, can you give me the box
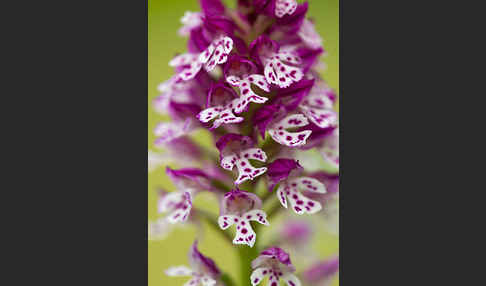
[275,0,298,18]
[183,277,200,286]
[247,74,270,92]
[268,114,312,147]
[244,209,269,226]
[277,184,288,208]
[282,273,302,286]
[300,105,337,129]
[289,177,327,194]
[250,267,271,286]
[233,217,257,247]
[165,265,193,277]
[234,79,268,114]
[286,188,321,215]
[235,156,267,185]
[217,215,237,230]
[200,275,216,286]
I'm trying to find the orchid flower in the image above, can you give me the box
[218,189,269,247]
[158,167,213,223]
[251,247,301,286]
[224,55,270,114]
[250,35,304,88]
[197,82,244,130]
[216,134,267,185]
[166,241,222,286]
[267,158,326,214]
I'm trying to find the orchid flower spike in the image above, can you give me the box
[251,247,301,286]
[267,158,326,215]
[166,240,221,286]
[218,189,269,247]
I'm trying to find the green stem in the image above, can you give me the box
[237,245,259,286]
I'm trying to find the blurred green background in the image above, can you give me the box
[148,0,339,285]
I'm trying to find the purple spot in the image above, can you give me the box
[294,206,302,212]
[241,228,247,234]
[244,168,251,173]
[308,201,315,207]
[286,136,292,141]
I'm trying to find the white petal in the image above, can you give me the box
[201,275,216,286]
[183,277,200,286]
[165,265,193,277]
[268,114,312,147]
[218,215,237,230]
[221,153,238,170]
[243,209,269,226]
[250,267,271,286]
[276,184,288,208]
[275,0,298,18]
[246,74,270,92]
[232,218,257,247]
[240,148,267,162]
[286,187,322,215]
[300,106,337,129]
[169,53,196,67]
[197,106,221,123]
[282,273,301,286]
[290,177,327,194]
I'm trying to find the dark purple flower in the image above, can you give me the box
[267,158,302,190]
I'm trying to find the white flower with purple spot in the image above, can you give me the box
[225,56,270,113]
[153,118,194,147]
[251,247,301,286]
[158,167,214,223]
[216,134,268,185]
[198,36,233,72]
[298,80,337,129]
[197,83,243,130]
[275,0,298,18]
[267,159,326,215]
[218,189,269,247]
[169,52,203,81]
[158,190,193,224]
[250,35,304,89]
[268,114,312,147]
[166,241,221,286]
